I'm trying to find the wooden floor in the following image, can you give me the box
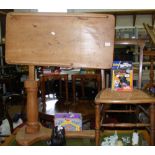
[2,93,141,131]
[39,94,95,113]
[38,94,95,128]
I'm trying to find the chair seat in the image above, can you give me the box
[95,88,155,104]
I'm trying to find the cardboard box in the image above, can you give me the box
[111,61,133,91]
[54,113,82,131]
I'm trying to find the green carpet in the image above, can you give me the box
[5,130,149,146]
[9,138,95,146]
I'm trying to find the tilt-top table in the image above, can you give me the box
[5,12,115,145]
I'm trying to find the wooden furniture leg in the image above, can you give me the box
[95,104,100,145]
[65,75,69,102]
[25,65,40,133]
[59,79,62,98]
[81,77,85,98]
[41,77,46,112]
[138,44,144,89]
[150,104,155,145]
[72,75,76,103]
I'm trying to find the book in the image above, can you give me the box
[111,61,133,91]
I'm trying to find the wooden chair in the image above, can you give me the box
[143,51,155,95]
[143,23,155,95]
[38,112,54,129]
[39,74,69,112]
[143,23,155,45]
[4,94,26,133]
[72,73,101,103]
[0,94,26,144]
[95,39,155,146]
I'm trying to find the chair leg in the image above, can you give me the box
[150,104,155,145]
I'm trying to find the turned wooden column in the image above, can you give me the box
[138,44,144,89]
[25,65,40,133]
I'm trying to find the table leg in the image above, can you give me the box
[95,104,100,145]
[59,79,62,98]
[81,77,85,98]
[150,103,155,145]
[24,80,40,133]
[72,76,76,103]
[65,76,68,101]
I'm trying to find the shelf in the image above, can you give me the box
[0,66,16,68]
[144,50,155,56]
[133,61,155,66]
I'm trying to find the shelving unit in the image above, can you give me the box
[0,19,5,94]
[115,26,148,40]
[0,15,22,95]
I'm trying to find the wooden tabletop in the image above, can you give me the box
[95,88,155,104]
[6,13,115,69]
